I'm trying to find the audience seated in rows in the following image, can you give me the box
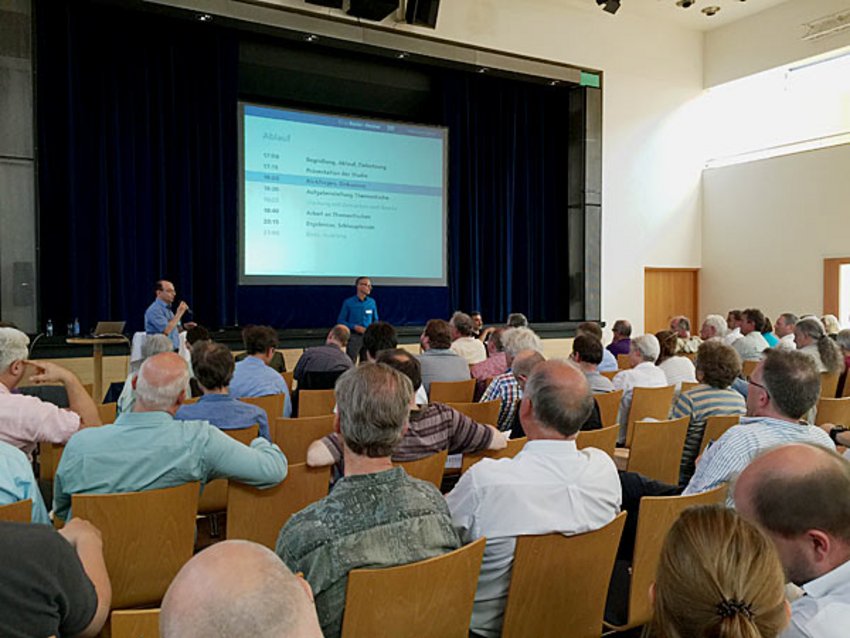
[570,334,614,394]
[175,341,270,440]
[450,311,487,365]
[822,314,842,338]
[161,540,323,638]
[53,352,287,520]
[0,439,49,523]
[277,363,461,638]
[292,324,352,388]
[0,327,100,459]
[725,310,743,346]
[795,317,844,374]
[699,314,728,342]
[732,308,770,362]
[470,327,508,397]
[655,330,696,392]
[307,348,505,473]
[607,319,632,357]
[230,325,292,417]
[506,312,528,328]
[117,334,176,416]
[361,321,397,363]
[761,316,780,347]
[480,327,543,431]
[447,359,621,638]
[576,321,618,372]
[470,311,484,338]
[418,318,471,395]
[775,312,799,351]
[612,334,667,442]
[669,315,702,354]
[504,350,548,438]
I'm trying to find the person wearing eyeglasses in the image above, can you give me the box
[683,348,835,505]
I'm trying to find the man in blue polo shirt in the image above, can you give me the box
[144,280,193,350]
[337,276,378,363]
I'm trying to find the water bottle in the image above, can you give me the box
[46,319,54,337]
[73,317,80,336]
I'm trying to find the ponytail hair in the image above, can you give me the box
[797,318,844,374]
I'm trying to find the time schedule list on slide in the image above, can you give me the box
[243,105,446,280]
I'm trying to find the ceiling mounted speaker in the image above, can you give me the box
[347,0,399,21]
[405,0,440,28]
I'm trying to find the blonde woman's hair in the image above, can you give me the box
[645,505,787,638]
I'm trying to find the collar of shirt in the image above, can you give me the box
[633,362,656,371]
[802,558,850,599]
[739,416,810,429]
[0,381,9,395]
[154,298,171,310]
[519,439,579,456]
[197,394,233,404]
[114,411,176,427]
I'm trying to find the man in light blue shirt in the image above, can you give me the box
[144,280,192,350]
[229,326,292,418]
[337,277,378,362]
[53,352,287,521]
[0,439,49,523]
[176,341,270,440]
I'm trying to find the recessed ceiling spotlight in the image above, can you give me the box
[477,67,489,74]
[595,0,621,15]
[702,6,721,16]
[548,80,560,86]
[675,0,695,8]
[305,34,319,42]
[197,13,213,22]
[396,52,409,59]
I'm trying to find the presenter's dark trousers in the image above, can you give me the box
[346,334,366,363]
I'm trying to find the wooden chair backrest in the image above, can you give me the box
[600,370,618,381]
[0,499,31,523]
[281,370,295,394]
[239,393,286,423]
[626,416,689,485]
[98,402,117,424]
[460,438,527,474]
[226,463,331,550]
[271,415,335,465]
[501,512,627,638]
[698,414,741,456]
[71,482,199,609]
[741,359,759,379]
[821,372,841,399]
[83,382,94,397]
[111,609,160,638]
[38,442,65,482]
[444,400,501,427]
[182,396,199,405]
[594,389,624,428]
[679,381,700,394]
[341,537,487,638]
[298,389,336,417]
[394,449,449,489]
[815,397,850,427]
[612,486,727,630]
[198,426,259,514]
[616,354,631,370]
[576,425,619,461]
[679,352,697,362]
[429,379,476,403]
[625,385,675,447]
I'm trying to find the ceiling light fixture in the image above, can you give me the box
[702,6,721,17]
[596,0,621,15]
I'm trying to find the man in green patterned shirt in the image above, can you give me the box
[275,363,461,638]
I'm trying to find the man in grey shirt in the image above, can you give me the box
[417,319,471,395]
[570,334,615,394]
[293,325,353,386]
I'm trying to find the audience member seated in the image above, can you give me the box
[570,334,614,394]
[761,316,780,348]
[699,314,728,342]
[447,359,621,638]
[361,321,397,363]
[480,327,543,431]
[277,363,461,638]
[292,324,353,388]
[0,518,111,638]
[53,353,287,520]
[837,328,850,396]
[670,340,746,487]
[307,349,505,473]
[0,327,100,460]
[612,334,668,441]
[450,311,487,365]
[683,349,834,501]
[117,334,175,416]
[795,317,844,375]
[732,308,770,361]
[0,439,49,523]
[230,325,292,418]
[470,311,484,338]
[735,444,850,638]
[822,314,841,339]
[669,315,702,354]
[506,312,528,328]
[644,505,788,638]
[418,319,471,395]
[655,330,696,392]
[774,312,799,351]
[175,341,270,440]
[161,540,323,638]
[724,309,743,346]
[607,319,632,357]
[576,321,618,372]
[471,327,508,399]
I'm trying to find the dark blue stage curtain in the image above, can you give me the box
[36,1,239,333]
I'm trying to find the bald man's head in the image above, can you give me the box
[134,352,189,413]
[521,359,593,438]
[160,541,322,638]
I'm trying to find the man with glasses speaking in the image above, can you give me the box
[145,280,196,351]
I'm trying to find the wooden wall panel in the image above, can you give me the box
[644,268,699,335]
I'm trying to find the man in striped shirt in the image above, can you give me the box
[480,327,544,431]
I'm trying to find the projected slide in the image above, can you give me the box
[240,104,447,286]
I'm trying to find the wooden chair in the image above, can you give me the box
[340,537,487,638]
[38,442,65,482]
[815,397,850,427]
[111,609,160,638]
[624,385,676,447]
[679,381,700,394]
[394,449,449,489]
[821,372,841,399]
[460,438,527,474]
[98,402,117,424]
[198,426,260,514]
[741,359,759,379]
[600,370,619,381]
[71,482,199,609]
[271,414,335,465]
[604,486,726,631]
[444,399,501,427]
[843,373,850,398]
[182,396,199,405]
[501,512,627,638]
[430,379,476,403]
[83,382,94,397]
[227,463,331,550]
[576,425,619,461]
[698,414,741,456]
[0,499,31,522]
[616,354,631,370]
[595,389,624,428]
[616,416,689,484]
[298,389,336,417]
[281,370,295,394]
[239,393,286,423]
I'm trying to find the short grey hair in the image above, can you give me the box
[523,359,593,437]
[335,363,412,458]
[837,329,850,353]
[502,327,543,358]
[632,334,661,363]
[506,313,529,328]
[142,334,175,360]
[450,311,475,337]
[135,356,190,411]
[703,315,728,338]
[778,312,799,328]
[0,327,29,373]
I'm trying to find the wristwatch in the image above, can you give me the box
[829,426,849,445]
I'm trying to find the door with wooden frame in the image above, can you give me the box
[823,257,850,322]
[644,268,699,335]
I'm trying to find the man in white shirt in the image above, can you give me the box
[449,312,487,365]
[732,308,770,361]
[446,359,621,638]
[612,334,668,443]
[735,444,850,638]
[724,309,743,345]
[775,312,799,351]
